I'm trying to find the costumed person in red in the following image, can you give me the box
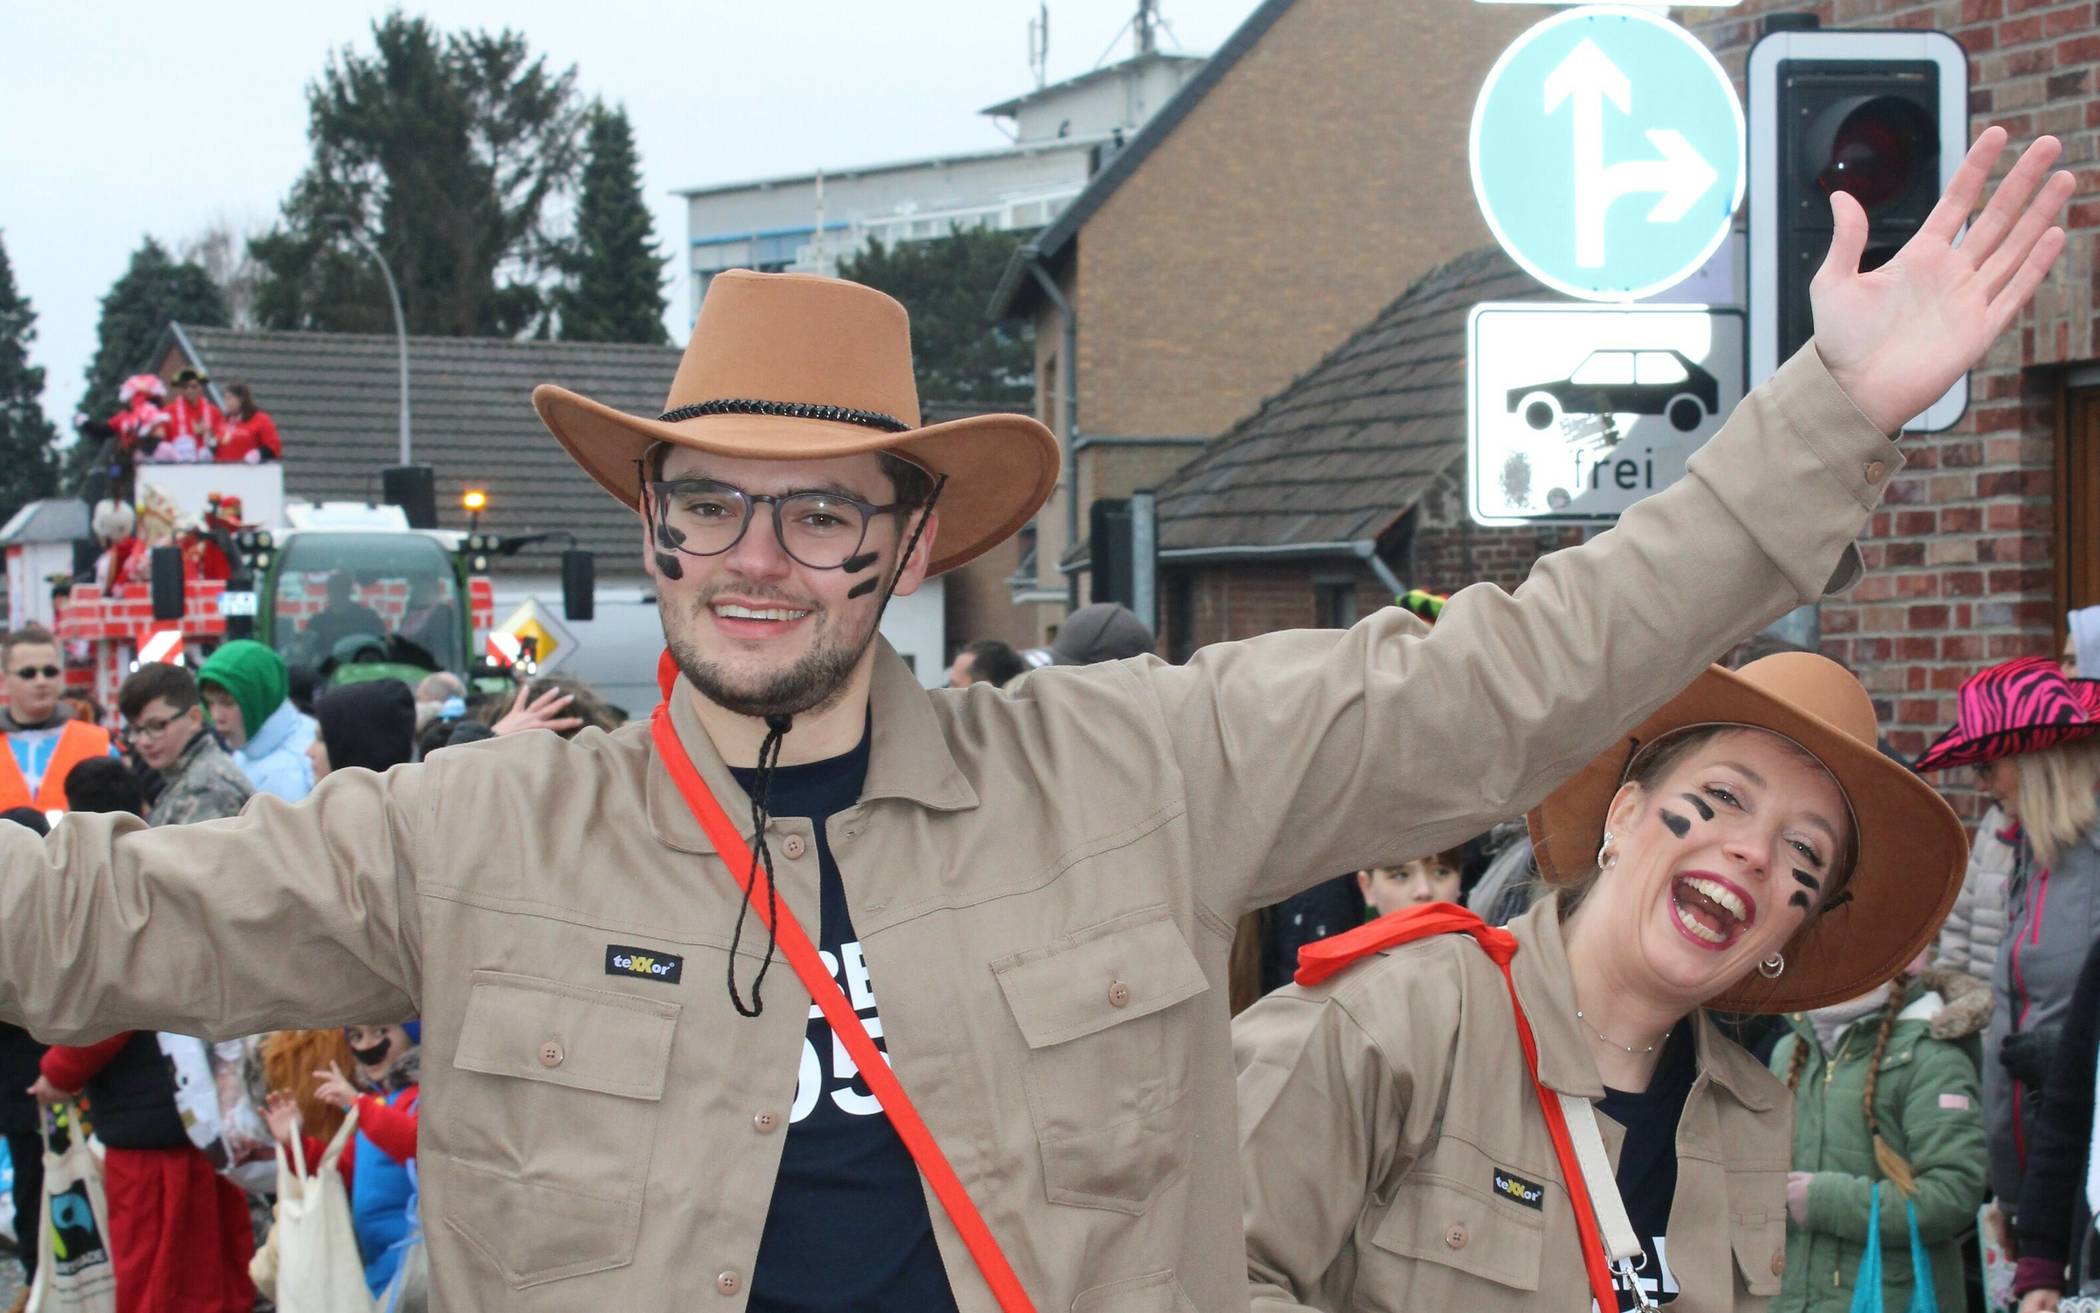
[215,382,280,463]
[162,368,223,462]
[117,486,184,587]
[107,374,168,462]
[28,764,255,1312]
[264,1021,420,1298]
[182,494,242,583]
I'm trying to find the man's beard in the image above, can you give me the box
[664,592,877,720]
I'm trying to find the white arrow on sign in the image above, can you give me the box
[1544,38,1720,269]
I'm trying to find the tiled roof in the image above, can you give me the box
[173,325,681,578]
[0,498,88,546]
[1153,248,1544,554]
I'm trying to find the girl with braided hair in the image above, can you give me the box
[1767,959,1989,1312]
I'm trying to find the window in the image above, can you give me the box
[1570,351,1636,386]
[1634,352,1690,386]
[270,532,465,674]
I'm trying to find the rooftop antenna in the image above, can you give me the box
[1028,2,1049,88]
[1135,0,1159,56]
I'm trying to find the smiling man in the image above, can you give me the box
[0,129,2072,1311]
[0,625,111,817]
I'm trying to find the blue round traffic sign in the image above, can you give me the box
[1470,5,1745,302]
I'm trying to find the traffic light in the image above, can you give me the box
[1748,28,1968,431]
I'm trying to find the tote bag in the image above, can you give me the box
[25,1104,117,1313]
[272,1106,375,1313]
[1848,1181,1939,1313]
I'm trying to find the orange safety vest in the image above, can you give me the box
[0,720,115,814]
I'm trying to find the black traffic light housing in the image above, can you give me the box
[1777,65,1940,361]
[1748,29,1967,430]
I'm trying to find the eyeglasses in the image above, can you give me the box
[643,478,909,571]
[12,666,60,681]
[123,712,188,741]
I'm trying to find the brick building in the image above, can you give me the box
[1139,0,2100,801]
[981,0,1538,649]
[1681,0,2099,771]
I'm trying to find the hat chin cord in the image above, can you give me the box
[719,474,946,1017]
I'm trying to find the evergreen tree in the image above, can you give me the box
[553,104,669,344]
[251,14,584,338]
[65,238,226,489]
[76,237,226,427]
[0,233,59,515]
[838,227,1036,406]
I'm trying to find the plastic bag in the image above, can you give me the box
[1849,1183,1937,1313]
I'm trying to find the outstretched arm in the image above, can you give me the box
[0,761,426,1045]
[1139,131,2072,916]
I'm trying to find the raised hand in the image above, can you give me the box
[1811,127,2074,434]
[263,1089,301,1145]
[492,684,583,737]
[310,1061,358,1111]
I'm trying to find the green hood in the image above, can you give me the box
[197,640,287,741]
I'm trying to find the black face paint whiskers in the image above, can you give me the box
[1680,792,1715,822]
[1659,808,1691,839]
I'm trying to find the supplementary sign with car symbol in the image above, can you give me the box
[1470,5,1745,301]
[1468,303,1744,525]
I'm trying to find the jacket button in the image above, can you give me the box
[1771,1250,1785,1277]
[1107,979,1132,1008]
[1864,460,1886,483]
[752,1111,779,1134]
[538,1041,564,1069]
[781,835,807,859]
[1445,1223,1467,1250]
[715,1270,741,1295]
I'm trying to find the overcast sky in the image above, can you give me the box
[3,1,1263,433]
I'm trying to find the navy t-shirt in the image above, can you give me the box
[1597,1019,1697,1310]
[733,733,959,1312]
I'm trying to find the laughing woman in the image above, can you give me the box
[1236,654,1967,1312]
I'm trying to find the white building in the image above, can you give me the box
[678,48,1204,314]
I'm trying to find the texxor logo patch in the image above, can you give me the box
[1493,1167,1545,1211]
[606,944,684,985]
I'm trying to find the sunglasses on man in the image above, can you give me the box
[12,666,60,680]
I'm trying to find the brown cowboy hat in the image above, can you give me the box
[532,270,1059,576]
[1527,652,1968,1013]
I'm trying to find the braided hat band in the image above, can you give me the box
[657,398,907,433]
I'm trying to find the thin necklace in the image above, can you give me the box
[1576,1009,1659,1055]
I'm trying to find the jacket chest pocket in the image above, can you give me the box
[992,906,1210,1213]
[1364,1176,1544,1309]
[443,971,679,1288]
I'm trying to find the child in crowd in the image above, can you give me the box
[265,1020,421,1298]
[1355,845,1465,918]
[1769,965,1989,1313]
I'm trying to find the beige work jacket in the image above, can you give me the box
[1236,898,1793,1312]
[0,344,1891,1310]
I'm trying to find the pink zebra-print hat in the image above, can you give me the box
[1913,655,2100,774]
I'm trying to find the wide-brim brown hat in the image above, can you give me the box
[1527,652,1968,1014]
[532,270,1059,576]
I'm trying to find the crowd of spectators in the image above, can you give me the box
[0,624,627,1312]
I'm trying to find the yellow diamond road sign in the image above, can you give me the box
[491,598,575,672]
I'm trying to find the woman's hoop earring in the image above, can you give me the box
[1758,952,1786,979]
[1596,831,1616,870]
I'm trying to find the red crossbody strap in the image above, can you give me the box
[1296,905,1622,1313]
[648,681,1037,1313]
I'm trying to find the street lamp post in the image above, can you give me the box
[336,228,411,465]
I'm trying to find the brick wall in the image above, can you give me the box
[1686,0,2098,780]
